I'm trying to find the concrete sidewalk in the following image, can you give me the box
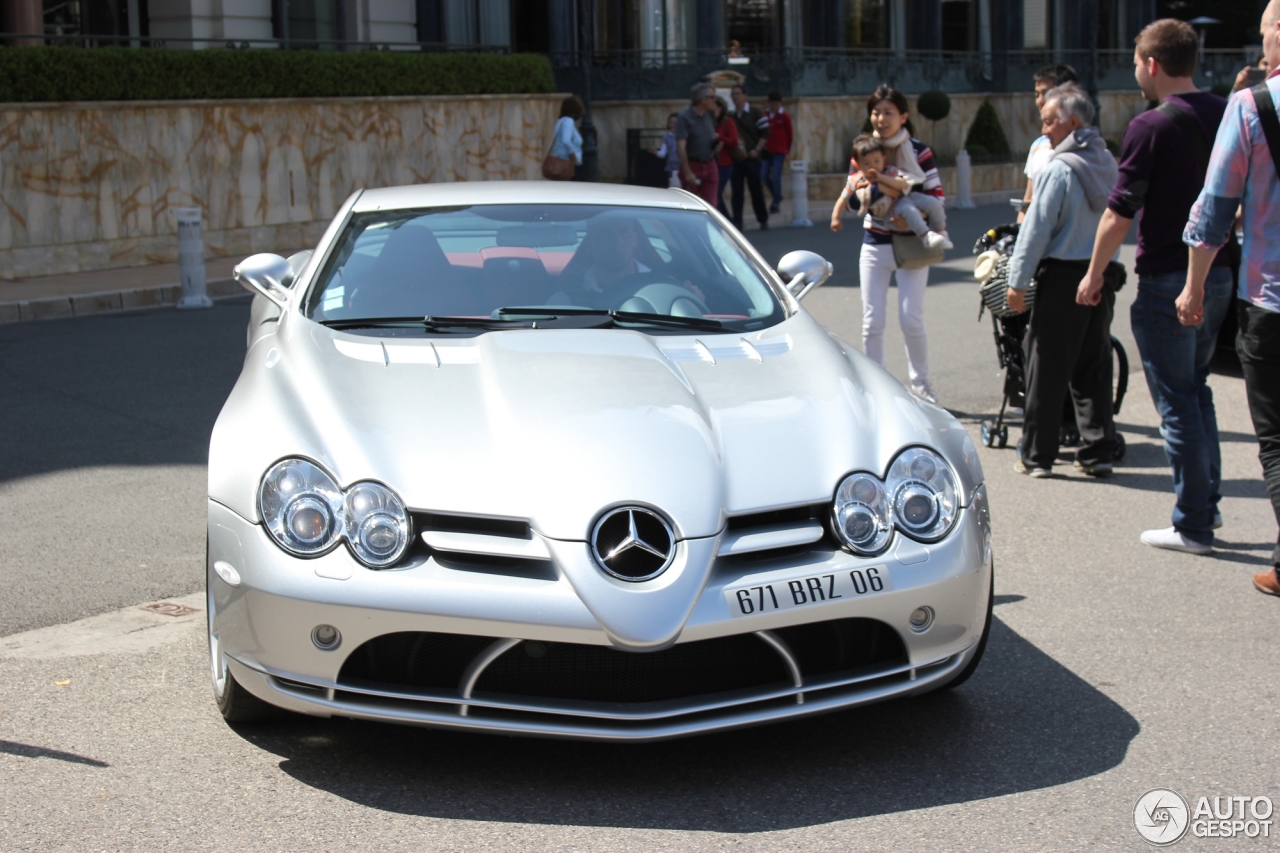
[0,255,253,324]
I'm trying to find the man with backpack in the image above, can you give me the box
[1184,0,1280,596]
[1079,19,1230,555]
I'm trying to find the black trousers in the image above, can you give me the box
[1023,260,1117,469]
[731,158,769,229]
[1237,301,1280,567]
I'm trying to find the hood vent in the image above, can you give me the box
[661,335,791,364]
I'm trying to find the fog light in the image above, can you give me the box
[908,606,934,633]
[311,624,342,650]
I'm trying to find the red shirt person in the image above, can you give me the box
[762,91,793,213]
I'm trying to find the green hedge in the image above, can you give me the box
[0,47,556,102]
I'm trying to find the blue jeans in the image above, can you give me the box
[716,165,734,217]
[1130,267,1234,543]
[764,152,786,208]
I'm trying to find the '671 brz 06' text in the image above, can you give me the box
[207,180,993,741]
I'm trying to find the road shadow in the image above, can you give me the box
[0,298,252,484]
[236,613,1139,832]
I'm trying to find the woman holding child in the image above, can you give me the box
[830,85,949,405]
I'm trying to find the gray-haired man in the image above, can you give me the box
[1006,85,1122,478]
[677,83,720,206]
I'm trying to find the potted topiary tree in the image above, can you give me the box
[963,100,1012,164]
[915,90,951,147]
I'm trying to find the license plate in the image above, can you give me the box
[725,566,894,618]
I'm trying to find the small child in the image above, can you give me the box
[843,134,952,250]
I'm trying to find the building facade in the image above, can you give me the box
[9,0,1266,53]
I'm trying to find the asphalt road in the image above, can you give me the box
[0,204,1277,851]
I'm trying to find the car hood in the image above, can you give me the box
[211,310,980,542]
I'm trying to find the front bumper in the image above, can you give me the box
[208,488,992,741]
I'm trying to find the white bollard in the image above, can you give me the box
[954,149,976,209]
[789,159,812,227]
[175,207,213,309]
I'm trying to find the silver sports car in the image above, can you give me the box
[209,181,993,741]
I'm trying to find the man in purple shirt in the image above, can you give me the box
[1078,19,1230,555]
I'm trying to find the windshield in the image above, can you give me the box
[304,204,787,333]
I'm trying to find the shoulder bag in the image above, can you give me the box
[891,232,946,269]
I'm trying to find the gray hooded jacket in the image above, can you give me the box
[1007,127,1120,290]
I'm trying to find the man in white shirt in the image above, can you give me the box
[1018,64,1080,223]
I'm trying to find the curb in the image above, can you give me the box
[0,277,244,325]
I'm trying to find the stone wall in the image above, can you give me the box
[0,93,564,280]
[1,88,1150,281]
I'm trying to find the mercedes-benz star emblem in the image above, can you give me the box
[590,507,675,581]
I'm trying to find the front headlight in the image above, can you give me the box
[258,459,411,568]
[885,447,959,542]
[344,482,410,567]
[832,472,893,555]
[259,459,343,556]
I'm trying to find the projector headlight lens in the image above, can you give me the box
[885,447,959,542]
[259,459,343,556]
[344,482,410,568]
[832,472,893,555]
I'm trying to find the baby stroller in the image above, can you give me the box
[972,223,1128,461]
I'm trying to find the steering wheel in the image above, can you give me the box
[610,274,711,317]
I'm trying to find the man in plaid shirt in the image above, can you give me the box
[1183,0,1280,598]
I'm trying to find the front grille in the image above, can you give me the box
[726,503,826,531]
[339,631,496,690]
[475,633,786,702]
[336,618,906,707]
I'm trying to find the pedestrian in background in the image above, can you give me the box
[677,83,720,207]
[1082,19,1229,553]
[654,112,680,187]
[714,96,742,218]
[1006,85,1120,478]
[830,85,945,404]
[763,90,793,214]
[1018,64,1079,223]
[730,85,771,231]
[1183,0,1280,597]
[545,96,584,182]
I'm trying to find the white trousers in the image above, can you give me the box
[858,241,931,387]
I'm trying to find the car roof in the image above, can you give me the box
[352,181,706,213]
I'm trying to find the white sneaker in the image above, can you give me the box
[922,231,953,251]
[1140,527,1212,556]
[912,383,938,405]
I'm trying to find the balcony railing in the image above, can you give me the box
[2,35,1255,97]
[550,47,1256,99]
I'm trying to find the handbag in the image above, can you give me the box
[891,233,946,270]
[542,152,575,181]
[977,253,1036,318]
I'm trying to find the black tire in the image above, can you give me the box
[936,562,993,692]
[996,425,1009,448]
[1113,431,1127,463]
[1111,335,1129,415]
[207,538,279,723]
[980,421,996,447]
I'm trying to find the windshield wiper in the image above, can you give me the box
[497,307,726,332]
[320,316,532,332]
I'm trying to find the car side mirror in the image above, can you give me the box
[234,253,292,307]
[776,251,833,301]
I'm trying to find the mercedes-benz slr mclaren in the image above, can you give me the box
[207,181,993,741]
